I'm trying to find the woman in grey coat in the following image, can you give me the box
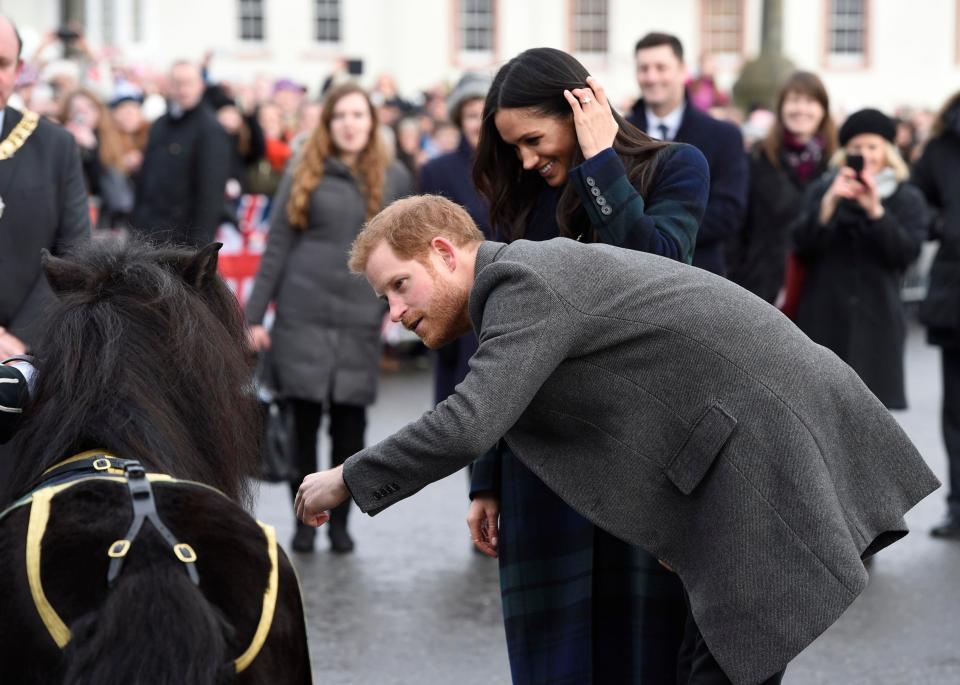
[246,83,412,553]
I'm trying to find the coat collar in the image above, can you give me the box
[630,95,696,140]
[474,240,506,274]
[468,241,508,332]
[1,106,22,139]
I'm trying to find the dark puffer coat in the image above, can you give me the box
[245,158,413,405]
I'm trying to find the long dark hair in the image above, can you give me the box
[4,237,261,507]
[473,47,668,241]
[762,71,837,168]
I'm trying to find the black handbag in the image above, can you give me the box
[255,353,296,483]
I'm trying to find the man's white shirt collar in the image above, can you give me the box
[645,103,685,141]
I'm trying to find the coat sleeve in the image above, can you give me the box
[862,184,929,270]
[189,121,231,246]
[469,443,501,497]
[567,145,708,263]
[56,130,93,251]
[11,130,91,338]
[697,125,748,248]
[244,171,298,325]
[791,177,836,259]
[343,261,573,515]
[0,364,29,444]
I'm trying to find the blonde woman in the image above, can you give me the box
[792,108,929,409]
[246,83,412,553]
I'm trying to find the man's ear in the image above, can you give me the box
[41,249,87,297]
[180,242,222,289]
[430,237,457,272]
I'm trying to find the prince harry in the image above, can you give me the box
[295,195,937,685]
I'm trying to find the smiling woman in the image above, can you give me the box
[469,46,712,685]
[245,83,413,554]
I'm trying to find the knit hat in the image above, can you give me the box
[839,108,896,146]
[447,72,491,128]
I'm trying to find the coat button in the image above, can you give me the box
[586,176,596,187]
[596,196,606,206]
[590,186,601,196]
[601,205,612,216]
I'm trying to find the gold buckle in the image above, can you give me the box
[108,539,130,558]
[92,458,111,471]
[173,543,197,563]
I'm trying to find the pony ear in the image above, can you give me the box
[41,249,88,296]
[180,242,223,289]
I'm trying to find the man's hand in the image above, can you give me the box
[0,327,26,357]
[467,493,500,558]
[295,465,349,527]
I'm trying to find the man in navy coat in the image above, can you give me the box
[627,32,747,277]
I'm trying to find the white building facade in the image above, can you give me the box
[5,0,960,112]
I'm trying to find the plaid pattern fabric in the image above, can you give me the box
[471,144,705,683]
[498,446,686,685]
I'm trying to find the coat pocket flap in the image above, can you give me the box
[666,402,737,495]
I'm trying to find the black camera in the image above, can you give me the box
[55,26,79,43]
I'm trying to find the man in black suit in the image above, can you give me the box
[627,33,747,277]
[0,14,90,488]
[0,14,89,356]
[132,60,230,246]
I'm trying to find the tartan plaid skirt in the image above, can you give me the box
[497,446,687,685]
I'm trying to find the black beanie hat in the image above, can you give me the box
[203,84,235,112]
[839,108,896,146]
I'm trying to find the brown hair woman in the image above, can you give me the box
[245,83,413,553]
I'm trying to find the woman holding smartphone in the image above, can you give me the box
[467,47,711,684]
[791,109,928,409]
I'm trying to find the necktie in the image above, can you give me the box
[658,123,670,141]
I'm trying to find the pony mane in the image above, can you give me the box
[4,237,261,507]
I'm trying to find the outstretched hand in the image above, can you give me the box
[294,465,349,527]
[563,76,618,161]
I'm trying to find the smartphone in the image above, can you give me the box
[846,153,865,183]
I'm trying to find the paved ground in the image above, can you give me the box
[253,322,960,685]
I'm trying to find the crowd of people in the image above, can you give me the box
[3,16,959,685]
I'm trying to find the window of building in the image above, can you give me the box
[132,0,143,42]
[459,0,495,52]
[315,0,341,43]
[572,0,608,54]
[238,0,265,41]
[102,0,116,46]
[700,0,744,55]
[827,0,868,63]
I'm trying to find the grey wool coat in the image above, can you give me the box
[246,158,412,405]
[343,239,939,685]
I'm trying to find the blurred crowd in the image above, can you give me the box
[10,27,944,241]
[12,24,960,554]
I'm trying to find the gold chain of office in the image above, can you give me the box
[0,110,39,160]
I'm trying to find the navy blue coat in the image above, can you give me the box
[628,99,747,276]
[419,138,492,404]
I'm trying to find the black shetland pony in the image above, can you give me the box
[0,238,311,684]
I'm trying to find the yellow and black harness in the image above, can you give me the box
[0,450,280,674]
